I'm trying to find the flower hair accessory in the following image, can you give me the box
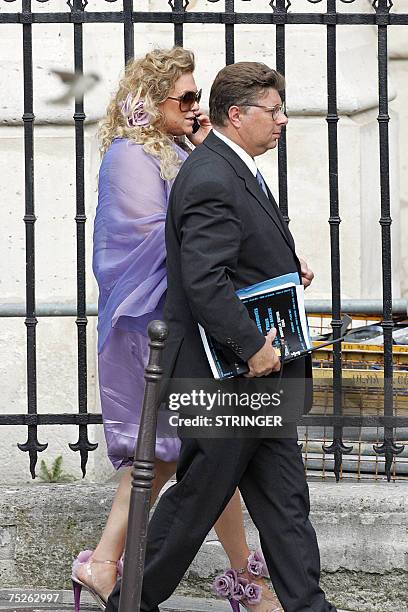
[121,92,150,128]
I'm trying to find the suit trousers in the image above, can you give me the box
[106,434,337,612]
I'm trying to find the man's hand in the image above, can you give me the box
[245,328,281,378]
[299,258,314,289]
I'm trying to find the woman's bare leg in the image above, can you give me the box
[92,471,250,570]
[76,459,176,600]
[77,465,280,609]
[94,460,176,560]
[213,489,251,568]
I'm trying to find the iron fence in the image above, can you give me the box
[0,0,407,482]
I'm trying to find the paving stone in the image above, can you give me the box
[0,588,354,611]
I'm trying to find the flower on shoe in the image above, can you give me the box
[121,93,150,128]
[213,568,238,598]
[247,549,268,578]
[244,582,262,605]
[231,577,248,601]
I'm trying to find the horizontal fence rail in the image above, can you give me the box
[1,11,408,27]
[0,0,407,481]
[0,300,406,318]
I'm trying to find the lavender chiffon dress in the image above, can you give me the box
[93,138,188,469]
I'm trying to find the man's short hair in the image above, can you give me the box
[209,62,285,127]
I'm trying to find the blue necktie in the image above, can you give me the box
[256,169,269,197]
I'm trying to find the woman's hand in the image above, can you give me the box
[187,111,212,146]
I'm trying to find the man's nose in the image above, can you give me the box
[277,110,288,126]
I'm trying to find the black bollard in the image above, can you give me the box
[118,320,168,612]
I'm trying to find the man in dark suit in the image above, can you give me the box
[107,62,336,612]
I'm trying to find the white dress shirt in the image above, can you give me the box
[212,128,258,178]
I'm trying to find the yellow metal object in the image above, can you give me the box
[309,315,408,416]
[312,340,408,369]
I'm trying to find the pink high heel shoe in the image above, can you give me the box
[71,549,123,612]
[213,550,282,612]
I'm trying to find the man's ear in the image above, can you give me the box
[227,105,242,128]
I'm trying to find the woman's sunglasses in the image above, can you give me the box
[167,88,202,112]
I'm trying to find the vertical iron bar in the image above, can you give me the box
[123,0,134,65]
[322,0,352,481]
[119,321,168,612]
[68,0,97,475]
[17,0,48,478]
[225,0,235,65]
[372,0,404,479]
[172,0,184,47]
[272,0,289,223]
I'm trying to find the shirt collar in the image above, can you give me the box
[212,128,258,177]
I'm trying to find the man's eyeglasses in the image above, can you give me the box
[167,89,202,112]
[245,102,286,121]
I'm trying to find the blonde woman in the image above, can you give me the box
[71,47,281,612]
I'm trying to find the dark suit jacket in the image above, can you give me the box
[163,130,311,407]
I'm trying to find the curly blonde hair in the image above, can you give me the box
[99,47,195,181]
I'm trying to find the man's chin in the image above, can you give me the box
[267,139,278,150]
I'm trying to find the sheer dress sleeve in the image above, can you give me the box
[93,138,187,352]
